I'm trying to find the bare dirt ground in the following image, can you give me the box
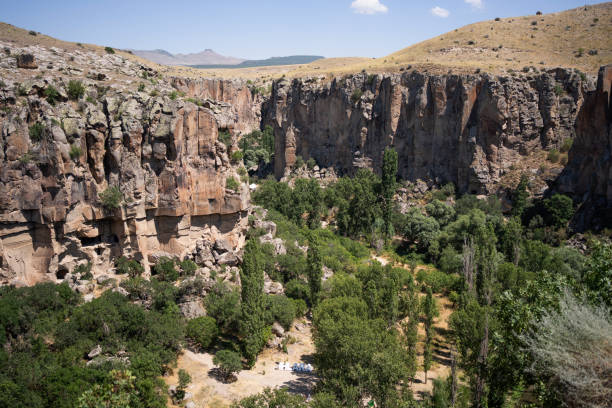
[165,317,317,408]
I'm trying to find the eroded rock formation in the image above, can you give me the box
[0,80,250,286]
[263,69,596,194]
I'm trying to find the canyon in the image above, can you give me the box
[0,35,610,288]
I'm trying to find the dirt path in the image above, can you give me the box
[165,318,317,408]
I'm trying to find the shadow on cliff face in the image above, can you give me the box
[553,65,612,232]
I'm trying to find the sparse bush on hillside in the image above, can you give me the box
[67,80,85,100]
[28,30,37,36]
[351,88,363,103]
[560,138,573,153]
[99,186,122,210]
[104,46,115,54]
[169,90,178,100]
[69,144,82,160]
[554,84,563,96]
[44,85,60,105]
[137,83,145,92]
[29,122,44,142]
[218,129,232,147]
[307,157,317,170]
[547,149,560,163]
[495,17,501,21]
[231,150,244,164]
[294,155,304,169]
[226,176,239,191]
[186,316,218,350]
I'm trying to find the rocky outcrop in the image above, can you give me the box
[555,65,612,230]
[0,79,250,286]
[170,77,261,135]
[263,69,595,194]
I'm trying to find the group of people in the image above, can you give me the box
[276,362,314,372]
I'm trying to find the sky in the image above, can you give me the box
[0,0,599,60]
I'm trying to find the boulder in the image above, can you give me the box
[179,300,206,319]
[16,53,37,69]
[272,322,285,337]
[88,345,102,359]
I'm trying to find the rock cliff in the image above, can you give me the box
[0,42,253,286]
[263,69,597,194]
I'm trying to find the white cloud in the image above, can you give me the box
[465,0,483,8]
[350,0,388,15]
[431,6,450,18]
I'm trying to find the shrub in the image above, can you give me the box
[149,89,159,97]
[152,256,179,282]
[168,90,178,100]
[67,80,85,100]
[495,17,501,21]
[294,155,304,169]
[29,30,37,36]
[99,186,122,210]
[226,176,239,191]
[218,130,232,147]
[213,350,242,382]
[560,138,573,153]
[266,295,297,330]
[553,84,563,96]
[178,259,197,276]
[186,316,218,350]
[416,269,460,294]
[29,122,45,142]
[74,262,93,280]
[44,85,60,105]
[137,83,145,92]
[351,88,363,103]
[115,257,144,277]
[306,157,317,170]
[547,149,560,163]
[231,150,244,164]
[104,46,115,54]
[69,144,82,160]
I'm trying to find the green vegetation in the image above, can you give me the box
[104,46,115,54]
[226,176,240,191]
[547,148,560,162]
[29,122,45,142]
[351,88,363,103]
[213,350,242,382]
[69,144,82,160]
[114,257,144,277]
[44,85,60,105]
[238,126,274,168]
[98,186,122,210]
[67,80,85,100]
[218,129,232,148]
[186,316,218,350]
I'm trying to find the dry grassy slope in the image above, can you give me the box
[2,2,610,83]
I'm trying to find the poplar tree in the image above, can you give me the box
[240,239,267,366]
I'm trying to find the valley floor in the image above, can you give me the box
[165,317,317,408]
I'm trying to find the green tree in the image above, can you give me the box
[175,369,191,400]
[511,174,529,217]
[186,316,218,350]
[381,147,398,236]
[231,387,307,408]
[543,194,574,228]
[214,350,243,383]
[422,288,439,384]
[240,239,268,366]
[583,241,612,308]
[77,370,136,408]
[307,235,323,306]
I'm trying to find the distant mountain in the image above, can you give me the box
[131,48,245,66]
[190,55,325,69]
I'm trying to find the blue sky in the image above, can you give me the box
[0,0,598,59]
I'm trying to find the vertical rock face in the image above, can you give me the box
[263,69,594,194]
[170,77,261,134]
[556,65,612,230]
[0,83,249,285]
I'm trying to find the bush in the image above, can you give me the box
[416,269,460,294]
[29,122,44,142]
[137,83,145,92]
[186,316,218,350]
[218,130,232,147]
[69,144,82,160]
[29,30,37,36]
[553,84,563,96]
[152,256,178,282]
[351,88,363,103]
[294,155,304,169]
[178,259,197,276]
[115,257,144,277]
[560,138,573,153]
[231,150,244,164]
[307,157,317,169]
[213,350,242,382]
[168,90,178,100]
[67,80,85,101]
[99,186,122,210]
[74,262,93,280]
[292,298,308,317]
[266,295,297,330]
[547,149,560,163]
[104,46,115,54]
[44,86,60,105]
[226,176,240,191]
